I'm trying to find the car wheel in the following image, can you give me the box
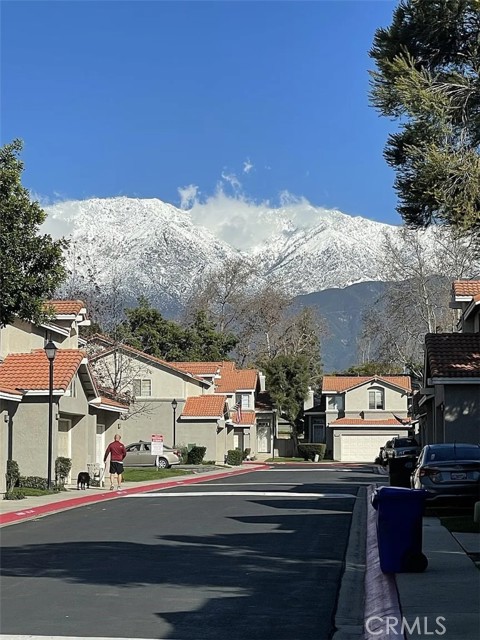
[156,457,169,469]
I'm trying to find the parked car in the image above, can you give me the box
[123,441,181,469]
[385,437,421,461]
[411,443,480,501]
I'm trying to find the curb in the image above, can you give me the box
[332,486,367,640]
[0,464,269,527]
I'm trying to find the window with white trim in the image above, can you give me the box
[133,379,152,397]
[369,388,384,410]
[235,393,251,409]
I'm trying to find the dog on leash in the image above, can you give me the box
[77,472,91,490]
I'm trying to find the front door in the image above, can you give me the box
[233,429,244,451]
[257,422,271,453]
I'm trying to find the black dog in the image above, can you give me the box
[77,472,91,490]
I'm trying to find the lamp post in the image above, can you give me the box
[171,398,178,446]
[44,341,57,488]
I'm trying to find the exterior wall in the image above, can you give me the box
[122,399,186,447]
[444,384,480,444]
[176,420,220,463]
[344,383,409,416]
[0,319,47,358]
[8,398,54,478]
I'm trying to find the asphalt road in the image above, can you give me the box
[0,465,376,640]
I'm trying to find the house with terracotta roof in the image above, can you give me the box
[0,347,128,493]
[0,303,130,493]
[317,375,412,462]
[177,395,234,461]
[417,280,480,445]
[0,300,90,359]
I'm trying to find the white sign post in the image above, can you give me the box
[151,434,164,456]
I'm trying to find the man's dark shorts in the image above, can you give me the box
[109,461,124,475]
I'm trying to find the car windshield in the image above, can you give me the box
[426,446,480,462]
[394,438,418,447]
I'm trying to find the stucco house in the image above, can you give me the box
[0,302,128,493]
[317,375,412,462]
[417,280,480,445]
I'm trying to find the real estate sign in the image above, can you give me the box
[151,434,164,456]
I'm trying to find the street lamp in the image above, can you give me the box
[171,398,178,446]
[44,340,57,488]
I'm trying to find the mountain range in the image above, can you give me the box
[45,196,412,370]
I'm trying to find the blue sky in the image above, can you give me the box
[1,0,400,224]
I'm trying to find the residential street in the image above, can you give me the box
[0,465,375,640]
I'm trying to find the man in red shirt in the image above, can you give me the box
[104,434,127,490]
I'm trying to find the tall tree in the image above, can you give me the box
[357,226,478,378]
[369,0,480,235]
[0,140,67,325]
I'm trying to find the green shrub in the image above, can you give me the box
[176,444,189,464]
[297,444,326,462]
[19,476,49,490]
[187,446,206,465]
[55,457,72,487]
[3,488,25,500]
[5,459,20,496]
[226,449,243,466]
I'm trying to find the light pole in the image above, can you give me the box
[171,398,177,446]
[44,341,57,488]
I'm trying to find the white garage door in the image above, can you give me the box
[339,434,396,463]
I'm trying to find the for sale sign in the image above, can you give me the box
[151,434,164,456]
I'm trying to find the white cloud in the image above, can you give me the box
[220,171,242,192]
[243,158,254,174]
[178,184,199,210]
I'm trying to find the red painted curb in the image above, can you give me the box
[0,464,269,526]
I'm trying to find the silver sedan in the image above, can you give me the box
[123,441,181,469]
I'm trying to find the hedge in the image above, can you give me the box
[226,449,243,466]
[297,443,327,461]
[187,446,207,465]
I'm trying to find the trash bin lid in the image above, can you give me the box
[372,485,427,503]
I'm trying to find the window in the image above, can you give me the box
[369,388,384,410]
[235,393,251,409]
[327,395,344,411]
[64,378,76,397]
[133,379,152,397]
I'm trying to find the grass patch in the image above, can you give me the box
[22,487,61,497]
[122,468,193,482]
[265,457,305,463]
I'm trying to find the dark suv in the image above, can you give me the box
[385,437,421,460]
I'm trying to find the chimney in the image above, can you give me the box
[304,387,314,411]
[259,372,266,392]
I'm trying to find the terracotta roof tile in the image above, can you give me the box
[452,281,480,298]
[0,350,85,391]
[45,300,86,316]
[322,376,411,393]
[215,369,258,393]
[425,333,480,378]
[330,418,410,426]
[99,396,129,409]
[170,362,223,375]
[181,395,227,418]
[0,385,23,398]
[231,410,256,425]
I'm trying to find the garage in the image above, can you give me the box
[334,429,409,462]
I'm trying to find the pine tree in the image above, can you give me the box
[369,0,480,235]
[0,140,67,326]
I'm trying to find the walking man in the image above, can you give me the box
[104,433,127,490]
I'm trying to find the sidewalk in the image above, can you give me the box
[364,483,480,640]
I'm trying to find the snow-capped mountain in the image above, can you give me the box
[45,196,402,308]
